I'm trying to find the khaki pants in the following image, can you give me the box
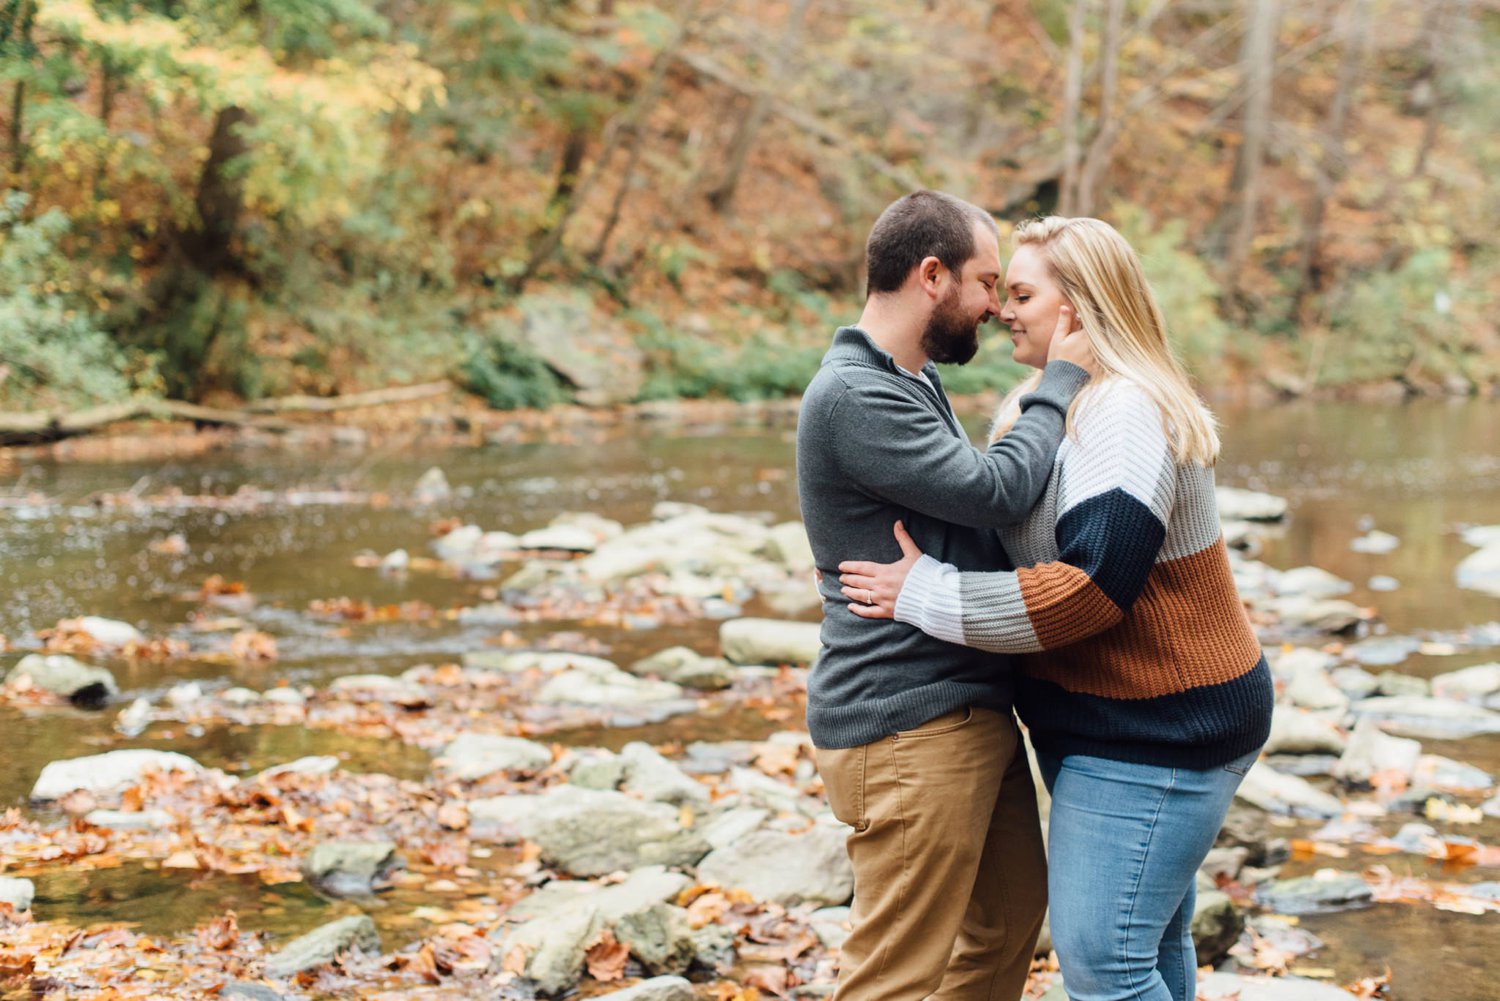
[817,707,1047,1001]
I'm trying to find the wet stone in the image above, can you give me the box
[0,877,34,913]
[264,914,380,979]
[1348,636,1421,668]
[615,902,697,975]
[591,977,697,1001]
[300,841,401,897]
[436,733,553,780]
[5,653,117,707]
[493,903,603,995]
[1258,873,1374,915]
[221,984,285,1001]
[1373,669,1428,697]
[695,825,853,908]
[30,749,203,803]
[1192,890,1243,965]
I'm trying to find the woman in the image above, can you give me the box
[836,216,1273,1001]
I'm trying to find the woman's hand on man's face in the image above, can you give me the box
[1046,304,1095,373]
[837,520,924,620]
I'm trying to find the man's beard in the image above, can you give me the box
[920,287,981,365]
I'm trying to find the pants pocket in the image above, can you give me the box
[894,706,974,740]
[1222,748,1261,777]
[816,744,869,832]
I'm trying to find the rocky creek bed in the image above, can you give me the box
[3,400,1500,1001]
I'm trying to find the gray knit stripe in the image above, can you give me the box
[959,571,1044,654]
[1158,464,1225,562]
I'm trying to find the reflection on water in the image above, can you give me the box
[3,397,1499,996]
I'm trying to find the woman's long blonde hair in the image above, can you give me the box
[992,216,1219,465]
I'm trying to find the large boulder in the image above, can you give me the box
[515,291,646,406]
[1332,718,1421,787]
[5,654,117,707]
[615,903,697,975]
[436,733,553,780]
[696,825,853,907]
[1192,890,1243,965]
[1197,973,1362,1001]
[719,618,822,666]
[264,915,380,979]
[299,842,401,897]
[590,978,697,1001]
[508,866,692,924]
[495,904,603,995]
[526,787,711,877]
[30,749,203,802]
[630,646,735,690]
[536,660,684,707]
[1234,762,1343,818]
[1347,695,1500,739]
[620,743,709,807]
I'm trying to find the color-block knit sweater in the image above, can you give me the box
[894,377,1274,769]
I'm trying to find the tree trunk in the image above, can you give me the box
[705,0,814,214]
[184,105,254,275]
[1292,0,1369,315]
[1409,0,1456,179]
[1217,0,1279,291]
[7,78,22,177]
[1058,0,1088,216]
[1077,0,1126,216]
[4,0,34,179]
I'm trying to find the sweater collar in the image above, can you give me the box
[823,325,941,382]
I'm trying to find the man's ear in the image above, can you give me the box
[917,256,945,298]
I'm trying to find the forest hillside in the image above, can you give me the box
[2,0,1497,414]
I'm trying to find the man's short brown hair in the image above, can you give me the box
[864,190,997,297]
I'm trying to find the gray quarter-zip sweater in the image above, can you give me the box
[796,326,1089,749]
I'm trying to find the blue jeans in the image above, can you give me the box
[1037,748,1258,1001]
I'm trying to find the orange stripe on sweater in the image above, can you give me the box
[1017,562,1123,649]
[1021,539,1262,700]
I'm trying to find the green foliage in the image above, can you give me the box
[457,325,565,411]
[633,310,823,402]
[1316,249,1467,385]
[0,192,134,410]
[935,336,1032,396]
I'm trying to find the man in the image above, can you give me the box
[796,190,1091,1000]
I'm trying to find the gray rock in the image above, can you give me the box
[30,749,203,802]
[1274,566,1353,599]
[1347,694,1500,739]
[1258,874,1373,915]
[1263,596,1366,634]
[1412,754,1494,793]
[437,733,553,780]
[1200,846,1250,883]
[222,687,262,706]
[1347,636,1420,668]
[1285,663,1349,711]
[327,674,428,703]
[719,618,822,666]
[300,842,400,897]
[73,616,144,648]
[528,787,711,877]
[1192,890,1243,965]
[590,977,697,1001]
[84,808,173,831]
[433,525,482,562]
[496,904,602,994]
[264,914,380,979]
[509,866,691,924]
[1349,530,1399,554]
[1333,718,1421,787]
[536,660,684,706]
[569,749,628,790]
[221,984,285,1001]
[1215,487,1288,522]
[764,522,816,573]
[515,290,645,406]
[5,653,117,706]
[1329,665,1379,700]
[621,743,709,806]
[518,525,602,553]
[1456,543,1500,598]
[1269,647,1338,679]
[1431,662,1500,701]
[257,756,340,780]
[1197,973,1360,1001]
[809,906,851,949]
[414,466,451,503]
[690,924,737,972]
[263,688,306,707]
[1235,762,1344,818]
[1373,669,1428,697]
[1264,707,1346,755]
[615,903,696,975]
[696,825,853,907]
[699,807,769,849]
[630,646,735,690]
[0,877,34,912]
[1367,575,1400,591]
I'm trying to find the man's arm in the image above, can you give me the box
[828,360,1088,528]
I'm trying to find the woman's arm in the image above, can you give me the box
[838,382,1177,653]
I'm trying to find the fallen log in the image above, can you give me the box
[0,381,452,446]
